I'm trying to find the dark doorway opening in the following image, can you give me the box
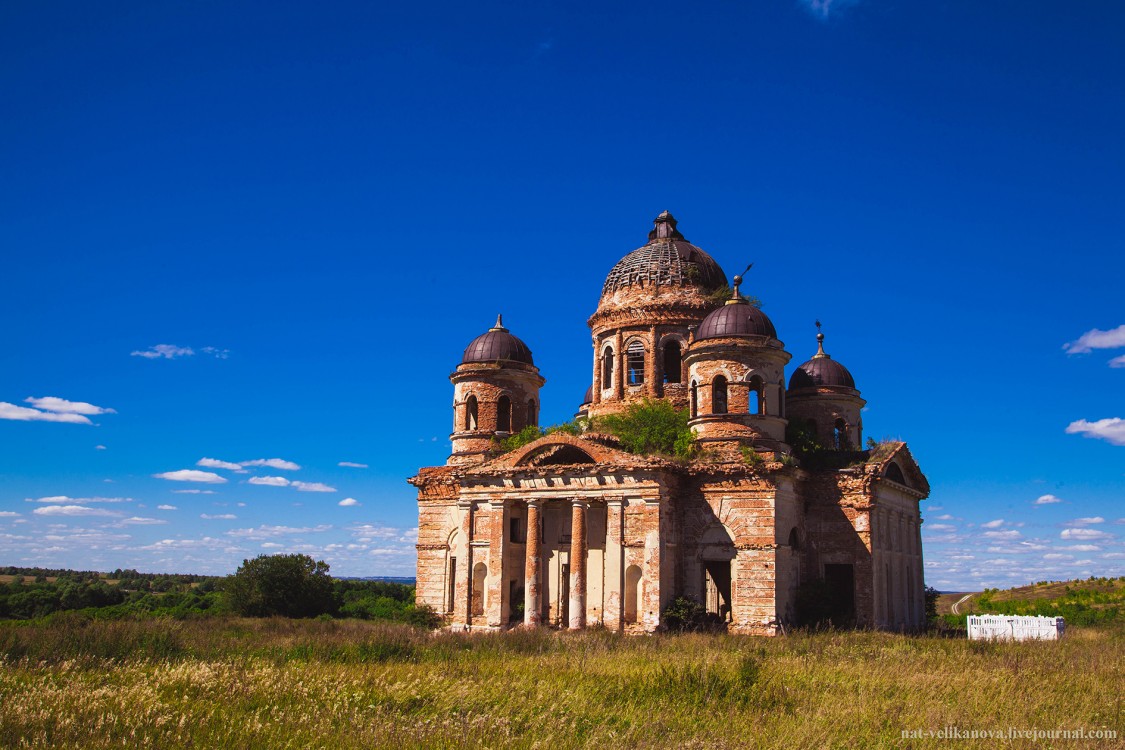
[703,560,732,622]
[824,563,855,626]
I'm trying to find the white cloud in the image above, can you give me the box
[1109,355,1125,369]
[926,524,956,532]
[24,397,116,415]
[241,458,301,471]
[26,495,132,504]
[1043,553,1073,561]
[154,469,227,483]
[201,513,237,520]
[0,511,21,518]
[157,504,177,511]
[338,498,361,507]
[1066,545,1101,552]
[201,346,230,359]
[248,476,290,487]
[95,444,107,450]
[983,530,1021,540]
[1066,418,1125,447]
[32,505,122,517]
[1070,517,1105,526]
[197,458,245,471]
[172,489,215,494]
[338,461,368,468]
[292,481,336,493]
[1035,494,1064,505]
[118,517,167,525]
[1060,528,1113,541]
[261,542,284,549]
[796,0,861,21]
[132,344,194,359]
[225,524,332,540]
[0,402,92,424]
[1063,324,1125,354]
[981,519,1005,529]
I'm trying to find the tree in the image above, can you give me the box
[223,553,334,618]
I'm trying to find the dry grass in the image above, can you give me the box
[0,617,1122,748]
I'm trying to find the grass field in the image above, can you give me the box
[1,617,1121,749]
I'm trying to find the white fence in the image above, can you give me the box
[967,615,1065,641]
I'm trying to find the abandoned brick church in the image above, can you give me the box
[410,212,928,634]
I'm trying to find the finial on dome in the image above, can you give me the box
[490,314,507,332]
[726,263,753,305]
[813,319,829,359]
[649,210,684,240]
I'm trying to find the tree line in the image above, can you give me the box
[0,555,436,627]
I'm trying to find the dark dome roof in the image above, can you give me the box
[601,211,726,296]
[696,301,777,340]
[583,385,593,404]
[462,316,534,365]
[789,355,855,390]
[788,331,855,390]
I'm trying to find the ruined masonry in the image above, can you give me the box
[410,212,929,634]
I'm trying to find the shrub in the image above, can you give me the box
[591,399,694,458]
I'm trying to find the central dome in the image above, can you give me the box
[600,211,726,297]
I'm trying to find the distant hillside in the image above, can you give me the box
[936,576,1125,626]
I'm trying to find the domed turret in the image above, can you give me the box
[448,316,545,466]
[587,212,726,419]
[683,269,791,454]
[785,322,865,450]
[462,315,535,365]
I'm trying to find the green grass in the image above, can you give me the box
[1,617,1122,748]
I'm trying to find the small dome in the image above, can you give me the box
[696,302,777,340]
[788,327,855,389]
[583,385,593,404]
[601,212,726,297]
[461,316,534,365]
[789,357,855,390]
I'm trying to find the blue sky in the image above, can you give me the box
[1,1,1122,589]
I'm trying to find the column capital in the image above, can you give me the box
[570,498,590,509]
[605,496,625,509]
[525,498,543,509]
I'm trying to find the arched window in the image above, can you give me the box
[471,562,487,617]
[662,341,682,384]
[885,462,907,485]
[602,348,615,390]
[624,565,642,624]
[712,375,728,414]
[778,379,786,419]
[746,375,764,415]
[627,340,645,385]
[690,380,698,418]
[527,398,537,427]
[465,396,478,431]
[788,527,801,551]
[833,418,848,450]
[497,395,511,432]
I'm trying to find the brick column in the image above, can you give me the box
[454,500,473,627]
[485,499,506,628]
[524,499,543,627]
[569,499,588,629]
[613,331,624,400]
[592,339,601,404]
[646,326,658,398]
[603,498,624,632]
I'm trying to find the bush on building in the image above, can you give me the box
[590,399,694,458]
[660,596,724,633]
